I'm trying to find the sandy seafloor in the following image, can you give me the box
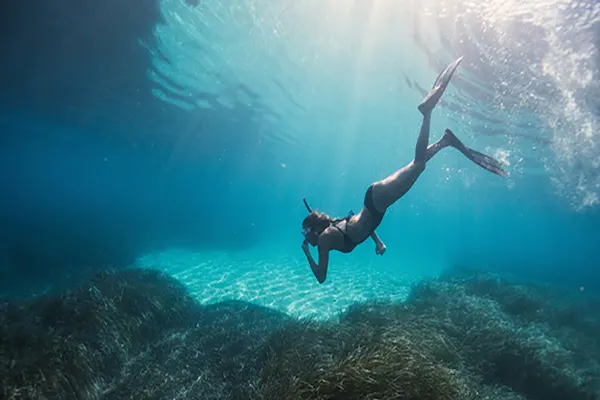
[135,247,421,320]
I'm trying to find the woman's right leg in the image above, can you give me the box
[369,57,465,212]
[370,113,431,211]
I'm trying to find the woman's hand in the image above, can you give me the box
[302,239,310,253]
[375,242,386,255]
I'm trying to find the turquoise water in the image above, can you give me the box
[2,1,600,398]
[136,0,599,317]
[1,0,599,310]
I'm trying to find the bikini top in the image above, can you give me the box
[331,214,358,254]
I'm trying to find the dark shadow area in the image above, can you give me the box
[0,0,166,295]
[2,267,600,399]
[0,116,265,297]
[0,0,268,296]
[0,0,163,131]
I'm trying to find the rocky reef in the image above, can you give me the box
[2,266,599,399]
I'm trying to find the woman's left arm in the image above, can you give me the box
[370,231,386,255]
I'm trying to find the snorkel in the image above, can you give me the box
[302,197,314,240]
[303,197,313,213]
[303,197,354,221]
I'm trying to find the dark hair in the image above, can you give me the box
[302,211,332,232]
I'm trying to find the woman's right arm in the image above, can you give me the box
[302,239,330,284]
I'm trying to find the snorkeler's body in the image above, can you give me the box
[302,57,506,284]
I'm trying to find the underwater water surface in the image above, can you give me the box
[1,0,600,399]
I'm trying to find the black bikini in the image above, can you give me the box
[332,184,386,253]
[364,183,385,230]
[332,223,357,254]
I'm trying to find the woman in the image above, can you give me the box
[301,57,506,284]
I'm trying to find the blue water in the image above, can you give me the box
[2,1,600,398]
[2,0,599,304]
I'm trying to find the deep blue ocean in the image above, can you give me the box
[2,1,600,399]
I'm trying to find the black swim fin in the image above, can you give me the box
[443,128,507,178]
[467,148,507,177]
[418,56,464,115]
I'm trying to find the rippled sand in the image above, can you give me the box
[135,248,421,320]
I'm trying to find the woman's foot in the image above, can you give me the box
[444,128,507,177]
[418,56,464,115]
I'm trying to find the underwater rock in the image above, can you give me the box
[404,275,600,400]
[0,268,201,399]
[307,268,600,400]
[1,266,600,400]
[258,317,475,400]
[0,269,291,400]
[443,266,600,355]
[106,300,292,399]
[476,384,530,400]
